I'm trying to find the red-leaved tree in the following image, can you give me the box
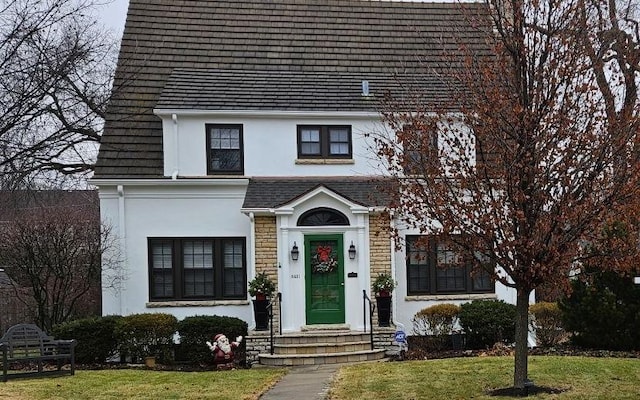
[374,0,640,390]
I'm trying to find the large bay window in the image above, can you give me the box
[406,235,493,295]
[148,237,246,301]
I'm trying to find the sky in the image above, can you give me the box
[95,0,129,39]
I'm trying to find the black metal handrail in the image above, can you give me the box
[362,290,375,350]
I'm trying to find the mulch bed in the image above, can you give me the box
[404,342,640,361]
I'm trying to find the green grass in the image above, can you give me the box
[0,368,288,400]
[329,356,640,399]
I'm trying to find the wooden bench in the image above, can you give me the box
[1,324,77,382]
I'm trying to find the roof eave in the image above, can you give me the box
[153,109,381,119]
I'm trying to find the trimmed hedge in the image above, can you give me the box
[529,302,564,347]
[176,315,248,365]
[53,315,122,364]
[459,300,516,349]
[115,313,178,363]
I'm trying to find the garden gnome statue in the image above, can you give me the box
[206,333,243,369]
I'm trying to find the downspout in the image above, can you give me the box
[248,212,256,283]
[389,215,398,327]
[117,185,126,315]
[171,113,179,180]
[248,212,257,330]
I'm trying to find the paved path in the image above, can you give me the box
[259,364,340,400]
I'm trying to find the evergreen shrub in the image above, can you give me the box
[560,272,640,351]
[115,313,178,363]
[53,315,122,364]
[459,300,516,349]
[176,315,248,364]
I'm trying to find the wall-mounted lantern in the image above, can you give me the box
[291,242,299,261]
[348,241,356,260]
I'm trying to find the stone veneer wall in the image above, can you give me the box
[368,212,392,326]
[254,216,279,329]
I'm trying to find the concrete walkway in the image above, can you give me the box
[258,364,340,400]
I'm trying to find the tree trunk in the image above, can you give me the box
[513,288,531,390]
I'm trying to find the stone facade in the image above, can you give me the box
[253,216,279,329]
[368,212,392,326]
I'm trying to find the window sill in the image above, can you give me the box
[295,159,354,165]
[404,293,497,301]
[146,300,250,308]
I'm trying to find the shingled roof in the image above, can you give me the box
[96,0,491,179]
[156,69,452,112]
[242,177,390,209]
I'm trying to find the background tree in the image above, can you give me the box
[0,0,118,189]
[374,0,640,391]
[0,191,121,331]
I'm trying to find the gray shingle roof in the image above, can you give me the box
[242,177,390,209]
[96,0,491,179]
[156,69,451,111]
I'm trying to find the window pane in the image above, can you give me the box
[153,270,173,297]
[223,240,244,297]
[209,126,242,173]
[301,142,321,155]
[151,241,173,298]
[211,149,241,171]
[152,242,172,269]
[329,143,349,154]
[329,128,349,155]
[406,237,429,294]
[210,128,240,149]
[183,240,214,297]
[436,265,466,292]
[184,269,214,297]
[329,128,348,142]
[301,129,320,142]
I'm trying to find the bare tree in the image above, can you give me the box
[374,0,639,391]
[0,0,118,189]
[0,192,121,331]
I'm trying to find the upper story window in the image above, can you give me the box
[206,124,243,174]
[297,125,352,159]
[148,237,246,301]
[406,235,493,296]
[402,124,438,175]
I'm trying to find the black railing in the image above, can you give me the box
[362,290,375,350]
[267,292,282,355]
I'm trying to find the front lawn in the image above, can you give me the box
[329,356,640,399]
[0,368,287,400]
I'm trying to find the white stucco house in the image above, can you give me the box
[94,0,517,357]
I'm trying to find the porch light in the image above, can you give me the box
[291,242,299,261]
[348,241,356,260]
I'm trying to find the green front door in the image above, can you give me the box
[305,234,345,324]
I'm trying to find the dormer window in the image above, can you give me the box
[206,124,244,175]
[297,125,352,159]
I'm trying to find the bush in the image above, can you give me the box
[412,304,461,351]
[412,303,460,336]
[53,315,122,364]
[529,302,564,347]
[115,313,178,363]
[176,315,248,365]
[560,272,640,351]
[459,300,516,349]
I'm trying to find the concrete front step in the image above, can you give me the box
[276,332,373,345]
[274,340,373,355]
[259,348,386,366]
